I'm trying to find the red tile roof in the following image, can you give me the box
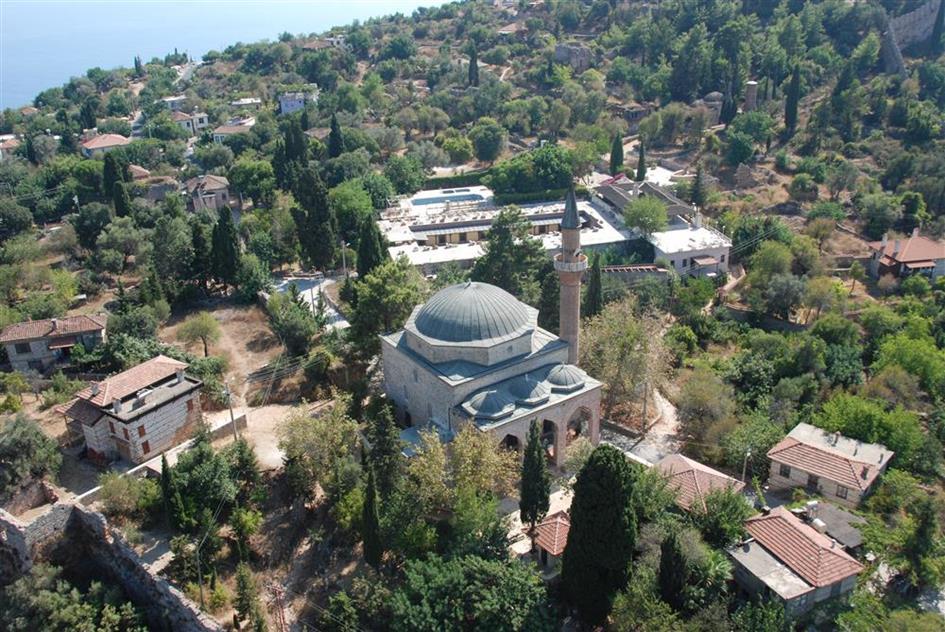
[213,125,251,135]
[75,355,187,407]
[534,511,570,556]
[186,174,229,193]
[170,110,192,122]
[767,424,892,492]
[656,454,745,512]
[81,134,131,150]
[56,397,104,427]
[0,314,106,343]
[868,234,945,265]
[746,507,863,587]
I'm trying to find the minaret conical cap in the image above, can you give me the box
[561,185,580,229]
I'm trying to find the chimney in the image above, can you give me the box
[811,518,828,534]
[893,239,901,257]
[50,318,58,331]
[761,505,771,515]
[176,368,185,384]
[91,383,100,396]
[861,466,870,479]
[112,398,122,414]
[881,233,888,249]
[693,208,702,228]
[879,452,884,463]
[912,226,920,238]
[829,538,837,549]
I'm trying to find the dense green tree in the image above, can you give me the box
[0,414,62,495]
[384,155,425,195]
[350,256,427,355]
[328,112,344,159]
[362,466,383,569]
[519,420,550,531]
[367,406,402,502]
[234,562,259,623]
[609,134,624,175]
[470,207,545,303]
[292,165,337,271]
[562,445,637,625]
[585,252,603,318]
[71,202,113,250]
[211,206,240,290]
[468,44,479,87]
[635,141,646,182]
[111,182,132,217]
[694,487,753,548]
[659,529,687,611]
[468,117,507,163]
[0,198,33,243]
[323,591,359,632]
[356,216,388,278]
[623,196,667,236]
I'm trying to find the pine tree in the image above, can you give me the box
[785,64,800,135]
[609,134,624,176]
[585,253,603,318]
[211,206,240,290]
[234,562,257,622]
[562,445,638,625]
[368,407,402,502]
[691,164,706,208]
[328,112,344,159]
[933,0,945,54]
[635,142,647,182]
[292,165,337,271]
[659,530,688,611]
[356,216,388,278]
[362,466,383,569]
[468,45,480,87]
[520,420,550,531]
[112,182,132,217]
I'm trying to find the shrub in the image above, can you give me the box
[97,473,162,523]
[0,414,61,495]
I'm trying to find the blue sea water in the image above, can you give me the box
[0,0,431,109]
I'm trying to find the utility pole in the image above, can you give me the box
[340,239,349,278]
[267,582,288,632]
[196,543,204,609]
[224,383,239,441]
[741,450,752,483]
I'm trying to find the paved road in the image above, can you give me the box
[272,277,350,330]
[601,390,680,465]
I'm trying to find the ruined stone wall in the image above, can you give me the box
[890,0,942,48]
[0,503,221,632]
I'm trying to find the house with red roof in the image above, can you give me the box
[767,423,893,507]
[171,110,210,136]
[729,506,864,616]
[867,229,945,280]
[532,511,570,577]
[80,133,131,158]
[0,315,106,373]
[57,355,202,464]
[655,454,746,512]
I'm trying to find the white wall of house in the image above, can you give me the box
[653,244,730,275]
[767,460,868,508]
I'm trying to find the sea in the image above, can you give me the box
[0,0,432,110]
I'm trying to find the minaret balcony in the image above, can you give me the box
[554,252,588,273]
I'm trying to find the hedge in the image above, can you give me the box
[423,169,490,189]
[493,186,588,206]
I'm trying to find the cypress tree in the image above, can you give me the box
[160,453,172,518]
[520,420,551,531]
[134,55,144,78]
[80,98,97,130]
[328,112,344,158]
[659,530,688,611]
[368,407,402,502]
[785,64,800,135]
[933,0,945,54]
[362,466,383,569]
[103,152,130,198]
[234,562,257,622]
[292,165,337,271]
[468,45,480,87]
[585,253,603,318]
[356,216,388,278]
[284,118,308,166]
[562,445,638,625]
[691,164,706,208]
[635,142,647,182]
[24,136,37,165]
[609,134,624,176]
[211,206,240,290]
[112,182,132,217]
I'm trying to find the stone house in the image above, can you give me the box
[212,118,255,145]
[766,423,893,508]
[185,175,232,212]
[867,230,945,280]
[170,110,209,136]
[729,507,863,617]
[80,134,131,158]
[0,315,107,373]
[278,87,319,115]
[655,454,745,513]
[57,355,203,464]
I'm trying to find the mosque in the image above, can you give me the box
[380,189,601,465]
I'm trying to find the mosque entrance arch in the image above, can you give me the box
[500,434,521,453]
[541,419,558,463]
[567,407,591,445]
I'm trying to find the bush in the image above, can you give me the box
[0,414,61,495]
[97,473,162,523]
[788,173,818,201]
[807,201,845,221]
[40,371,85,409]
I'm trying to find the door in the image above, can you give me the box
[806,473,819,493]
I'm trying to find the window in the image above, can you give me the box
[779,464,791,478]
[108,421,115,434]
[836,485,849,500]
[458,232,468,243]
[13,342,30,355]
[807,474,820,490]
[123,428,129,440]
[187,399,195,412]
[137,426,146,438]
[28,360,43,371]
[437,234,447,245]
[721,254,726,263]
[142,440,150,455]
[681,258,688,268]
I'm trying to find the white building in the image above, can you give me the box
[229,97,263,110]
[278,87,319,115]
[379,187,632,274]
[57,355,203,464]
[158,95,188,112]
[212,117,255,144]
[80,134,131,158]
[647,214,732,277]
[171,110,209,135]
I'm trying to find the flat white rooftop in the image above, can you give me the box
[648,223,732,255]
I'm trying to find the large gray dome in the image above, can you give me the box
[413,282,534,344]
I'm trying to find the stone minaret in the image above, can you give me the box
[555,187,587,364]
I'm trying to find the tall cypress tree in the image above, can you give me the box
[585,253,603,318]
[368,407,402,502]
[112,182,132,217]
[211,206,240,290]
[103,151,130,198]
[160,453,172,519]
[328,112,344,159]
[609,134,624,176]
[520,420,550,531]
[468,45,480,87]
[362,466,383,569]
[24,136,37,165]
[635,142,647,182]
[659,530,688,611]
[284,118,308,166]
[785,64,800,135]
[134,55,144,78]
[691,164,706,208]
[562,445,638,625]
[356,216,388,278]
[292,165,337,271]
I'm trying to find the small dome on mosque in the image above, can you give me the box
[546,364,586,393]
